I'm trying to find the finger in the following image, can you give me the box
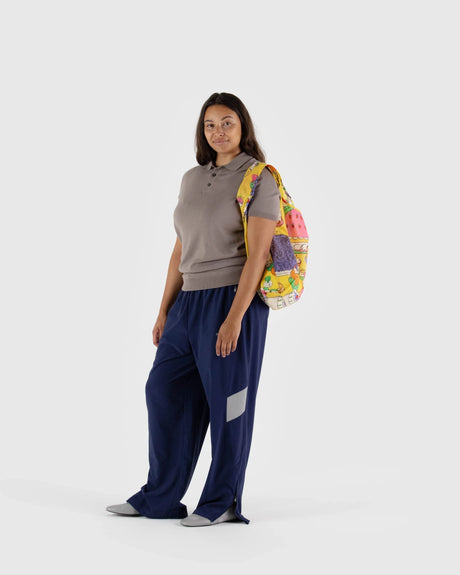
[216,334,222,356]
[222,341,232,358]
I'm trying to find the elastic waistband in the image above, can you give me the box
[180,284,238,295]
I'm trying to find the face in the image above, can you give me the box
[203,105,242,160]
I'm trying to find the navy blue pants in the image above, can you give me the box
[127,284,270,524]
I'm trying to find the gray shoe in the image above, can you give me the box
[180,505,237,527]
[106,502,140,516]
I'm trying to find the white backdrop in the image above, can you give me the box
[1,0,458,572]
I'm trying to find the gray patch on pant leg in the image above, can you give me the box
[226,387,248,422]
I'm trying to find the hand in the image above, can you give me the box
[216,318,241,358]
[152,313,167,347]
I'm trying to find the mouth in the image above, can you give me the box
[213,140,228,144]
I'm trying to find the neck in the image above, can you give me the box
[215,149,241,167]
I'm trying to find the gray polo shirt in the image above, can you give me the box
[173,151,281,291]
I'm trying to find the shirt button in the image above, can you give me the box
[212,173,216,177]
[207,182,211,187]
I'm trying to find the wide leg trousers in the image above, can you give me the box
[126,284,270,524]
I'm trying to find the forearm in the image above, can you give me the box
[158,251,183,316]
[226,254,267,323]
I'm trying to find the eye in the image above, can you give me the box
[205,123,214,129]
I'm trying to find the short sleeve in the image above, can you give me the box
[173,173,186,242]
[247,167,281,221]
[174,219,182,242]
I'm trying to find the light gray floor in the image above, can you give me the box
[1,468,455,574]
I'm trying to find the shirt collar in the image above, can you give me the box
[206,151,253,172]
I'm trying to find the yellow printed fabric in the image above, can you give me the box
[236,162,309,310]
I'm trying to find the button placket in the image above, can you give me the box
[207,167,218,189]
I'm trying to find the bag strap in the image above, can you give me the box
[236,162,290,256]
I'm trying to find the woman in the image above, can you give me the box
[107,92,281,526]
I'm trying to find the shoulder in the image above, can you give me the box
[244,160,277,183]
[259,164,276,180]
[247,162,281,221]
[181,163,207,181]
[257,164,280,194]
[243,160,281,196]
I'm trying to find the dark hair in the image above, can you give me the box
[195,92,265,165]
